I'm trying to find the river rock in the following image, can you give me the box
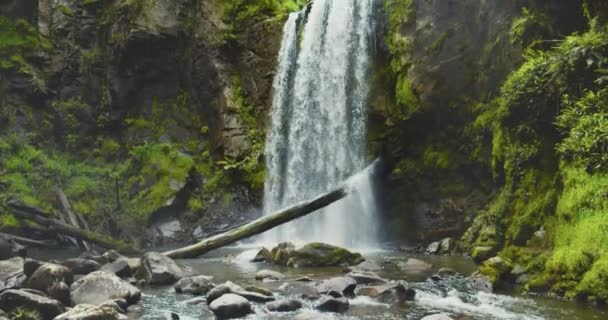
[255,270,285,281]
[141,252,188,285]
[269,242,296,265]
[27,263,73,293]
[468,274,493,293]
[174,275,215,295]
[439,238,455,254]
[316,277,357,297]
[70,271,141,305]
[266,299,302,312]
[48,281,70,306]
[252,248,271,262]
[352,260,383,272]
[0,238,26,260]
[206,284,232,304]
[62,258,101,276]
[102,260,132,278]
[421,314,454,320]
[346,271,386,285]
[207,281,274,303]
[54,303,123,320]
[437,267,458,277]
[0,289,65,319]
[209,293,252,319]
[287,243,365,267]
[426,241,440,254]
[0,257,25,287]
[244,285,273,296]
[102,250,124,264]
[316,295,349,313]
[23,258,43,277]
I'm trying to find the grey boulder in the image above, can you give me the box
[70,271,141,306]
[174,275,215,295]
[209,293,252,319]
[0,289,64,319]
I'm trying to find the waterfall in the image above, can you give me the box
[262,0,377,249]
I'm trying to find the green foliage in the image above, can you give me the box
[222,0,306,27]
[510,7,553,48]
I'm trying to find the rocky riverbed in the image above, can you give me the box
[1,243,607,320]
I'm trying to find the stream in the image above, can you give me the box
[37,246,600,320]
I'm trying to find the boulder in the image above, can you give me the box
[0,238,26,260]
[0,257,25,288]
[484,256,512,274]
[316,277,357,297]
[48,281,70,306]
[426,241,440,254]
[244,285,272,296]
[62,259,101,276]
[266,299,302,312]
[421,314,455,320]
[174,275,215,295]
[27,263,73,293]
[255,270,285,281]
[141,252,188,285]
[471,246,496,263]
[468,275,493,293]
[0,289,64,319]
[23,259,43,277]
[346,271,386,285]
[54,303,123,320]
[206,284,232,304]
[101,260,132,278]
[70,271,141,305]
[284,243,365,267]
[207,281,274,303]
[269,242,296,266]
[438,238,455,254]
[102,250,124,264]
[377,283,416,302]
[252,248,271,262]
[316,295,349,313]
[209,293,252,319]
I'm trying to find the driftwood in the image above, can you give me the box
[55,189,90,251]
[163,187,347,259]
[7,200,139,254]
[0,232,54,247]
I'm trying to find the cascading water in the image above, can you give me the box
[262,0,378,249]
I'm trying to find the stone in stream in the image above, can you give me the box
[27,263,73,293]
[207,281,275,304]
[47,281,70,306]
[23,258,43,277]
[439,237,455,254]
[421,314,455,320]
[468,274,493,293]
[316,295,349,313]
[316,277,357,297]
[141,252,190,285]
[101,259,133,278]
[266,299,303,312]
[54,303,125,320]
[209,293,252,319]
[70,271,141,305]
[346,271,387,285]
[426,241,440,254]
[436,267,458,277]
[0,289,65,319]
[149,310,180,320]
[62,258,101,276]
[174,275,215,295]
[252,248,271,262]
[244,285,273,296]
[271,242,364,268]
[255,269,285,281]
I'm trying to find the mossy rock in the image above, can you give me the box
[269,242,364,268]
[471,246,497,263]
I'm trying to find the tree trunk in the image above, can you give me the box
[0,232,54,247]
[55,189,90,251]
[163,187,347,259]
[7,200,139,254]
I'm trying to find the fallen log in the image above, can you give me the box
[6,200,139,254]
[163,187,347,259]
[0,232,54,247]
[55,188,90,251]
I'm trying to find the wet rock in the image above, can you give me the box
[236,290,275,303]
[426,241,440,254]
[174,275,215,295]
[102,250,124,264]
[295,276,312,282]
[378,283,416,302]
[471,246,496,263]
[0,289,65,319]
[439,238,455,254]
[207,281,274,303]
[0,257,25,288]
[421,314,454,320]
[437,267,458,277]
[468,275,493,293]
[398,258,433,275]
[284,243,365,268]
[23,258,43,277]
[209,293,252,319]
[0,238,26,260]
[244,285,272,296]
[149,311,180,320]
[255,270,285,281]
[316,295,349,313]
[182,296,206,305]
[269,242,296,265]
[62,258,101,276]
[48,281,70,306]
[346,271,386,285]
[316,277,357,297]
[27,263,73,293]
[353,260,382,272]
[280,283,320,300]
[252,248,271,263]
[102,260,133,278]
[54,303,123,320]
[206,284,232,304]
[266,299,302,312]
[70,271,141,305]
[141,252,189,285]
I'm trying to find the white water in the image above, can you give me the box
[262,0,378,249]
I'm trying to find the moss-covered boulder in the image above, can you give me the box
[269,243,364,268]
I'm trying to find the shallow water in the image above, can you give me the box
[124,247,607,320]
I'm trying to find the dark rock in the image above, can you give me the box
[209,293,252,319]
[101,260,132,278]
[378,283,416,302]
[0,289,64,319]
[352,260,383,272]
[23,258,43,277]
[235,290,275,303]
[54,303,123,320]
[27,263,73,293]
[206,284,232,304]
[141,252,189,285]
[0,238,26,260]
[421,314,455,320]
[255,269,285,281]
[266,299,302,312]
[62,258,101,276]
[252,248,271,263]
[174,275,215,295]
[316,277,357,297]
[471,246,496,263]
[468,275,493,293]
[47,281,70,306]
[326,290,343,298]
[346,271,386,285]
[316,295,349,313]
[70,271,141,305]
[294,277,312,282]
